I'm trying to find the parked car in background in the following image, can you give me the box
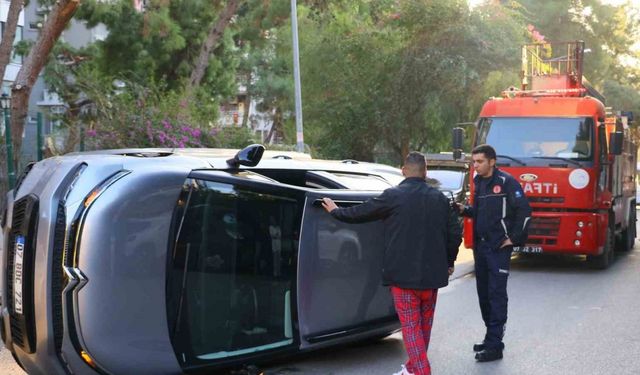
[425,153,470,204]
[0,145,401,375]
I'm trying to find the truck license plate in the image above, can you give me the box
[13,235,25,315]
[514,246,543,254]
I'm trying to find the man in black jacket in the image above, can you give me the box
[457,144,531,363]
[321,152,461,375]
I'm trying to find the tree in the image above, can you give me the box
[6,0,79,198]
[187,0,244,91]
[297,0,527,162]
[514,0,640,88]
[0,0,25,195]
[0,0,25,82]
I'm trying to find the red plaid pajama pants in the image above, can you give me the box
[391,286,438,375]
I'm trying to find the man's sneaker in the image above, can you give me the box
[392,364,414,375]
[473,342,485,352]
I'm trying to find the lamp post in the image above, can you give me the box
[1,94,15,189]
[290,0,304,152]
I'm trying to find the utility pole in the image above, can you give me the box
[291,0,305,152]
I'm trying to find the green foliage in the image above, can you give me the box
[76,0,237,97]
[603,80,640,117]
[82,79,254,150]
[36,0,640,160]
[297,0,528,162]
[515,0,640,87]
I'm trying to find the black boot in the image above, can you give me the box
[473,342,485,352]
[475,348,503,362]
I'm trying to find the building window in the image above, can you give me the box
[0,23,24,65]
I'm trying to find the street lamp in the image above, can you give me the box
[290,0,304,152]
[1,93,15,189]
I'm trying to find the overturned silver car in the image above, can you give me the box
[0,145,401,375]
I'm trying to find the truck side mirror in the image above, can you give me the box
[452,127,465,160]
[609,131,623,155]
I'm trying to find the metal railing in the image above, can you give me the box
[521,41,585,90]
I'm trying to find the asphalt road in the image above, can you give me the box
[256,248,640,375]
[2,219,640,374]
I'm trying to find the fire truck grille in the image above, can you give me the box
[529,216,560,237]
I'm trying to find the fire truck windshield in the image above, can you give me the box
[477,117,593,164]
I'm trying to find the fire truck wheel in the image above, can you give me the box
[615,206,636,252]
[587,220,614,269]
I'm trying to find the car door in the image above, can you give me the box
[297,190,396,348]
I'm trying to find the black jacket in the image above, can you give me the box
[330,177,462,290]
[462,168,532,249]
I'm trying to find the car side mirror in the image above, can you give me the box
[227,144,265,168]
[609,132,623,156]
[452,127,465,160]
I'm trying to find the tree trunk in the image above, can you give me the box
[187,0,241,91]
[400,138,410,162]
[0,0,24,197]
[10,0,80,174]
[265,107,282,144]
[0,0,24,82]
[241,92,251,128]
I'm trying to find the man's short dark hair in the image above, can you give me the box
[404,151,426,171]
[472,144,496,160]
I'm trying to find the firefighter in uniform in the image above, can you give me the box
[457,144,531,362]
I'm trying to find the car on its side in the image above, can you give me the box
[0,145,401,375]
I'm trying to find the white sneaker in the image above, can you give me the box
[392,364,414,375]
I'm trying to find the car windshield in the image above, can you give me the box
[426,170,464,191]
[477,117,593,161]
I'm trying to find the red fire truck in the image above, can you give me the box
[453,41,637,269]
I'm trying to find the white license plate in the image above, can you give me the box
[13,235,25,315]
[514,246,543,254]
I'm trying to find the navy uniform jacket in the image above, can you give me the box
[462,168,532,250]
[330,177,462,290]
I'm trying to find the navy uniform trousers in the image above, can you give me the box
[474,239,513,350]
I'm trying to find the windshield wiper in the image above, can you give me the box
[531,156,581,167]
[496,154,526,166]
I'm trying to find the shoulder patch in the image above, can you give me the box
[514,190,523,198]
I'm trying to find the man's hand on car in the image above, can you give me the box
[321,198,338,212]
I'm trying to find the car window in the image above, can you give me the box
[311,171,392,190]
[426,170,465,191]
[232,171,278,183]
[366,171,404,186]
[168,179,302,364]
